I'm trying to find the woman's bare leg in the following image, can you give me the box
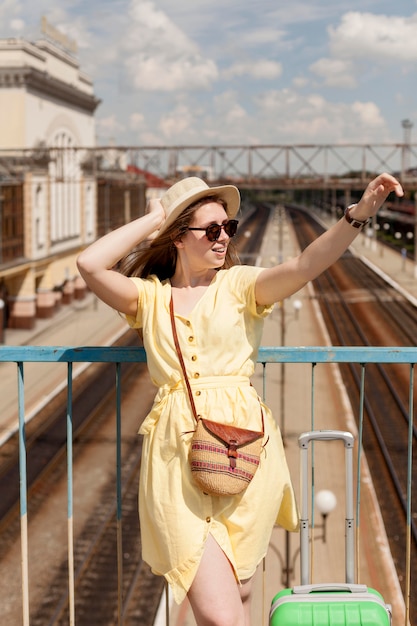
[187,534,252,626]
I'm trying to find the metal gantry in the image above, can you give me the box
[1,143,417,189]
[116,143,417,188]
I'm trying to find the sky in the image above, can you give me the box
[1,0,417,147]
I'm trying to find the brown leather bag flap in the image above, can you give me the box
[201,418,263,448]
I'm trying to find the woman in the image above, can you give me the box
[77,173,403,626]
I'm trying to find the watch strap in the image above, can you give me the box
[344,204,369,230]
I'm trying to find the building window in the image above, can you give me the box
[49,132,81,245]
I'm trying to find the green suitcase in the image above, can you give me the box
[270,584,391,624]
[269,431,392,625]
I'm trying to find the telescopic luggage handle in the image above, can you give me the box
[298,430,355,586]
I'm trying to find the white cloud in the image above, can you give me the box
[10,19,25,32]
[0,0,25,34]
[121,0,218,92]
[292,76,309,89]
[237,27,287,47]
[96,114,126,142]
[158,103,195,139]
[351,101,385,128]
[329,11,417,63]
[253,88,388,143]
[310,58,357,88]
[128,84,390,146]
[124,54,217,92]
[129,112,145,131]
[222,60,283,80]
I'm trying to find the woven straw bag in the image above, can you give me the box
[190,417,263,495]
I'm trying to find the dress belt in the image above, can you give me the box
[183,375,250,390]
[155,375,251,401]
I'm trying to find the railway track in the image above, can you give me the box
[30,427,164,626]
[0,201,272,625]
[287,206,417,623]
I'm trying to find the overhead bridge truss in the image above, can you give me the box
[0,143,416,190]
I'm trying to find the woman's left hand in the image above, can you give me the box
[353,173,404,221]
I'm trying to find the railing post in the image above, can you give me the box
[405,363,414,626]
[116,362,124,625]
[67,363,76,625]
[18,362,30,626]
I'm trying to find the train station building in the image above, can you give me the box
[0,23,148,331]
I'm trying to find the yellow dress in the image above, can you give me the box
[125,265,299,604]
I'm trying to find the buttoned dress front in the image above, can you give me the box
[125,265,299,604]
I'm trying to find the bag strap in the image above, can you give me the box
[169,296,199,423]
[169,295,264,434]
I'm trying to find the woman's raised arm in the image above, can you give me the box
[77,199,165,316]
[255,173,404,306]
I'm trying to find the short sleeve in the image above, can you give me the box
[123,276,161,329]
[225,266,274,318]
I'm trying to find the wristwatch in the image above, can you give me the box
[344,204,369,230]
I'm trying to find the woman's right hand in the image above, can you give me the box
[147,198,166,236]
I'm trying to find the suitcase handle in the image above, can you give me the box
[293,583,367,595]
[298,430,354,448]
[298,430,355,585]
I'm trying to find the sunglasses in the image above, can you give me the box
[187,219,239,242]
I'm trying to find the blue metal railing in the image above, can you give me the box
[0,345,414,625]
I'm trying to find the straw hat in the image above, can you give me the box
[158,177,240,235]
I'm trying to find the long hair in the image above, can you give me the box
[117,195,240,280]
